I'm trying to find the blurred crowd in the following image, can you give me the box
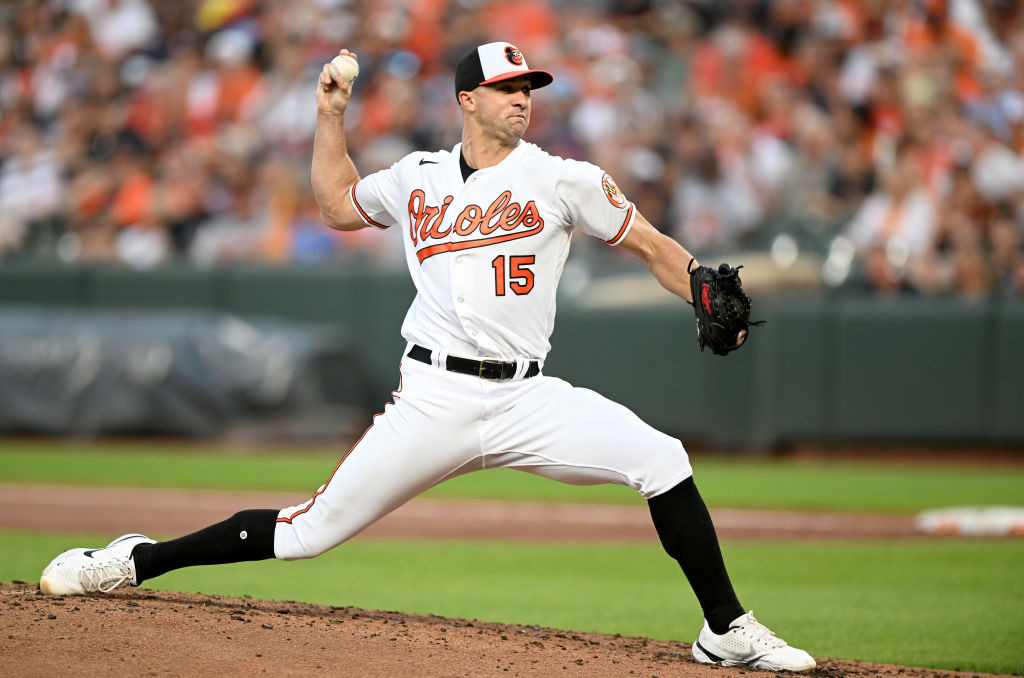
[1,0,1023,298]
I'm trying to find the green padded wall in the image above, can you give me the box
[0,263,1020,446]
[832,298,993,441]
[0,264,88,305]
[87,266,225,308]
[990,300,1024,443]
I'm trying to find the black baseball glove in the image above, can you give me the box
[687,260,764,356]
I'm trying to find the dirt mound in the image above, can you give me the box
[2,582,1011,678]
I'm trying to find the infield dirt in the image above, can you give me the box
[2,582,1016,678]
[0,484,917,541]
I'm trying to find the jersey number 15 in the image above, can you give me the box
[491,255,535,296]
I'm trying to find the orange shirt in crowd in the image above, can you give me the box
[112,170,154,227]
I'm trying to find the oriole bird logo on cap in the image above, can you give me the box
[504,46,524,66]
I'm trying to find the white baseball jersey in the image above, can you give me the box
[349,141,637,362]
[273,140,690,561]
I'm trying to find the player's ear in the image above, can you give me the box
[458,90,476,112]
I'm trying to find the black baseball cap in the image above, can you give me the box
[454,42,554,99]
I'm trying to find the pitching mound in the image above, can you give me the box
[2,582,1012,678]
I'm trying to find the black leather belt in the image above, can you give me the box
[407,344,539,381]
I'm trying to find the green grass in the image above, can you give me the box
[6,442,1022,672]
[7,531,1022,674]
[2,442,1023,513]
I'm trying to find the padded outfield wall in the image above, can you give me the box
[0,263,1020,447]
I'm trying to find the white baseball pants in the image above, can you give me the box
[274,347,692,560]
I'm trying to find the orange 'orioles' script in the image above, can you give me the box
[408,189,545,263]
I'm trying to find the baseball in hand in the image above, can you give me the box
[328,54,359,84]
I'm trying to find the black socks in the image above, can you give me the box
[128,479,741,635]
[132,509,279,584]
[648,476,743,635]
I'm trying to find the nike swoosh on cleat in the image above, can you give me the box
[419,158,438,165]
[696,640,725,663]
[109,535,139,544]
[83,550,99,558]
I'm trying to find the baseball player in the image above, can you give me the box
[40,42,813,672]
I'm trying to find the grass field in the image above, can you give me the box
[4,532,1022,674]
[3,442,1024,673]
[3,442,1024,512]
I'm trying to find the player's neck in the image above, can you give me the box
[460,134,519,170]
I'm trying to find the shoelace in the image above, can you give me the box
[730,612,787,649]
[79,559,133,593]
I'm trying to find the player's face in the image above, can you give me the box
[475,77,532,144]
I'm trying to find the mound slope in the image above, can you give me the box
[1,582,1012,678]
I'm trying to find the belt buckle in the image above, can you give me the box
[478,360,505,381]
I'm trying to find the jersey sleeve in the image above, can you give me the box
[350,164,401,229]
[556,160,636,246]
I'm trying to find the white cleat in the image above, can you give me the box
[692,611,816,672]
[39,534,155,595]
